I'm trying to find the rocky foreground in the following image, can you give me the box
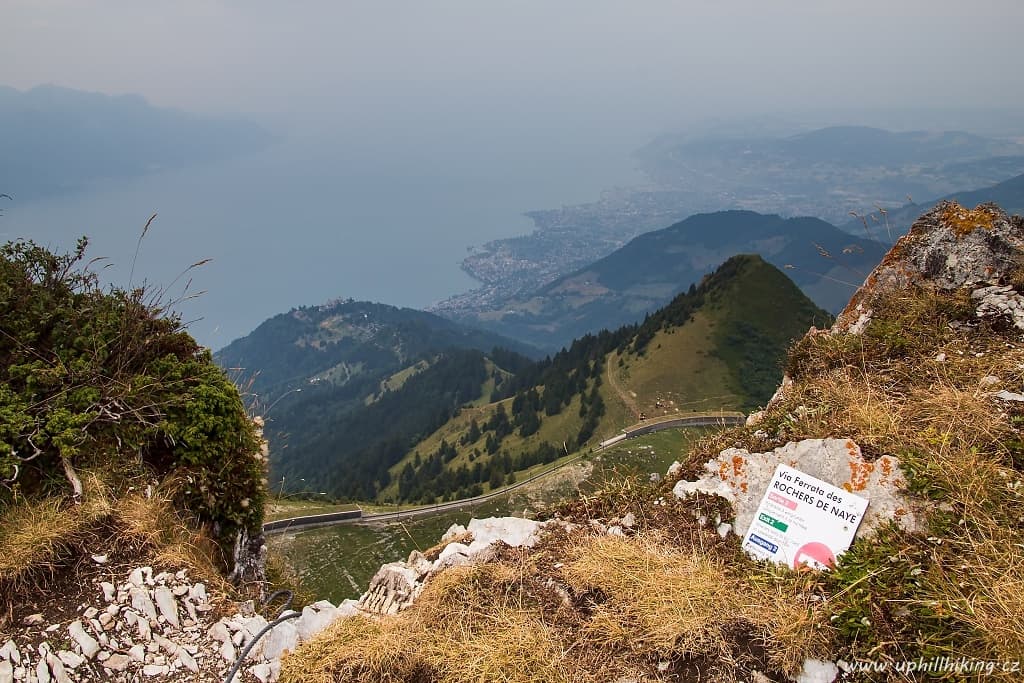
[0,518,553,683]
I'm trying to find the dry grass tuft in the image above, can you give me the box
[0,472,112,591]
[562,533,827,676]
[0,472,226,607]
[114,490,226,591]
[281,562,589,683]
[562,533,736,656]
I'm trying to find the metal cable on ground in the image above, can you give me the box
[223,590,300,683]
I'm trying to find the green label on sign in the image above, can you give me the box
[759,512,788,532]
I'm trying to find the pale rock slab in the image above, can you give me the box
[295,604,341,642]
[45,653,70,683]
[153,586,180,628]
[261,621,298,661]
[219,639,236,663]
[177,650,199,673]
[35,658,50,683]
[672,438,917,539]
[101,654,131,672]
[130,587,158,623]
[0,641,19,664]
[67,621,100,660]
[359,563,423,616]
[797,659,839,683]
[973,284,1024,330]
[54,652,81,671]
[467,517,542,548]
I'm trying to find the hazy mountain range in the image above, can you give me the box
[0,84,272,201]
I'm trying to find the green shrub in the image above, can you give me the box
[0,238,263,554]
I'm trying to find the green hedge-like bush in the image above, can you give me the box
[0,238,264,552]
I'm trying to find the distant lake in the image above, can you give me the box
[5,125,643,348]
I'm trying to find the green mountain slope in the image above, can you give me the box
[448,211,877,350]
[215,299,537,500]
[380,255,831,504]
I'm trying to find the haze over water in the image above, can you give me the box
[4,123,643,349]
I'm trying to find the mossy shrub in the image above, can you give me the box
[0,238,263,557]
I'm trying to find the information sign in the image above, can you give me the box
[741,464,869,570]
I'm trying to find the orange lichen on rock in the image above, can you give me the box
[940,202,1000,237]
[879,457,894,482]
[847,460,875,492]
[731,454,746,477]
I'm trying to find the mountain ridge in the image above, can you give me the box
[444,210,879,350]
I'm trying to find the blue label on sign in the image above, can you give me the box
[748,533,778,554]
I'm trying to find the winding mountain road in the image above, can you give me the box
[263,410,745,535]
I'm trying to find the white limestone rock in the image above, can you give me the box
[295,604,341,642]
[188,583,207,605]
[0,661,11,683]
[207,622,232,645]
[250,663,273,683]
[128,568,145,588]
[219,639,236,663]
[673,438,917,539]
[250,661,281,683]
[54,652,81,670]
[261,620,299,661]
[359,563,423,615]
[101,654,131,672]
[153,586,180,628]
[35,658,50,683]
[130,587,158,623]
[797,659,839,683]
[467,517,542,548]
[993,389,1024,402]
[337,600,360,618]
[67,621,100,660]
[0,641,20,664]
[177,649,199,673]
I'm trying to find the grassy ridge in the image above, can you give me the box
[381,256,829,503]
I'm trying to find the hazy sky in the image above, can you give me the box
[3,1,1024,348]
[4,1,1023,130]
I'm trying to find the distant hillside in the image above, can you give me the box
[0,84,272,200]
[367,255,830,504]
[447,211,880,350]
[215,299,538,500]
[843,172,1024,242]
[636,126,1024,209]
[215,298,538,400]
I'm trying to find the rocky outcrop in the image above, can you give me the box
[358,517,546,616]
[834,201,1024,334]
[0,516,550,683]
